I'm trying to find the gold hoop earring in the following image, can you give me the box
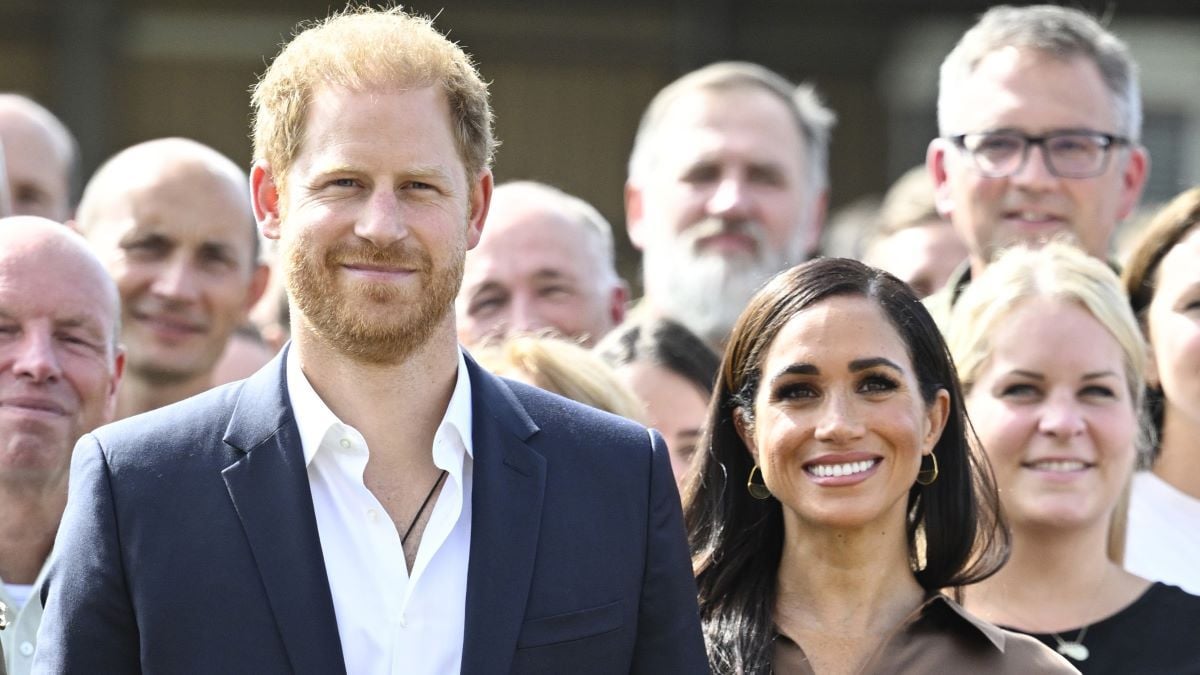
[747,465,771,500]
[916,453,939,486]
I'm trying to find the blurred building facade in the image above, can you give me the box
[3,0,1196,284]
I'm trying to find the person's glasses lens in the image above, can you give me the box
[965,133,1024,177]
[1045,134,1105,177]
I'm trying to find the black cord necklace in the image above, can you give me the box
[401,469,448,546]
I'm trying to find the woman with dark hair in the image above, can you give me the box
[597,318,720,491]
[685,257,1070,673]
[1121,186,1200,596]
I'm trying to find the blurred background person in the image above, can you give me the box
[949,242,1200,671]
[1122,185,1200,595]
[864,165,967,298]
[685,258,1067,673]
[212,230,281,387]
[75,137,268,418]
[0,95,77,223]
[210,324,279,387]
[457,181,627,348]
[0,145,12,218]
[473,333,643,421]
[0,217,123,675]
[925,5,1149,320]
[624,61,835,350]
[597,317,719,492]
[246,240,291,355]
[817,194,878,261]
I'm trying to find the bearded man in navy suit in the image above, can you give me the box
[34,7,706,674]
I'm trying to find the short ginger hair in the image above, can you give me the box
[251,6,496,190]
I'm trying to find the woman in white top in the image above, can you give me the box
[1121,186,1200,595]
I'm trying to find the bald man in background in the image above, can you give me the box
[75,138,268,419]
[456,181,627,347]
[0,96,77,222]
[0,217,123,675]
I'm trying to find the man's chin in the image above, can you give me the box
[128,354,212,386]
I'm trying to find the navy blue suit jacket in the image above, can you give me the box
[35,349,707,674]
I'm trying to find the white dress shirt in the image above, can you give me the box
[287,348,473,674]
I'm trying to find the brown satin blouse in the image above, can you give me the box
[772,594,1078,674]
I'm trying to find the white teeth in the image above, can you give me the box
[1017,211,1053,221]
[1029,460,1087,472]
[808,460,876,478]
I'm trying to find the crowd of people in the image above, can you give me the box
[0,2,1197,674]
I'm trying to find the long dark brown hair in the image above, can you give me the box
[683,258,1009,673]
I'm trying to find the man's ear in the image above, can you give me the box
[624,180,648,252]
[927,139,955,220]
[609,279,630,325]
[466,169,494,250]
[251,160,282,240]
[1116,146,1150,222]
[104,347,126,423]
[805,188,829,258]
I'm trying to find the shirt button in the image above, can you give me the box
[339,438,351,449]
[19,641,33,656]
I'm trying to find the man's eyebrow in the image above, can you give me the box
[530,269,572,282]
[467,280,507,297]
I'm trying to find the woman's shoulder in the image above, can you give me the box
[918,595,1079,674]
[992,628,1081,674]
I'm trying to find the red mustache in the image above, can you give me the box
[325,242,431,272]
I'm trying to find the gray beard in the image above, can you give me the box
[643,222,802,348]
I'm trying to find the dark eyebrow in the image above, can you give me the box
[849,357,903,373]
[767,363,817,387]
[199,241,238,259]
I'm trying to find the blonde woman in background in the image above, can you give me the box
[473,334,645,422]
[948,242,1200,673]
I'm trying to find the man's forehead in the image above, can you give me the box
[464,262,579,291]
[948,48,1118,133]
[0,255,117,323]
[100,171,252,242]
[469,220,597,280]
[650,89,805,167]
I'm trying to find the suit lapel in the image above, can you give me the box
[461,358,546,675]
[221,346,346,674]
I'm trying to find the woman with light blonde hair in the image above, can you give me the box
[947,241,1200,672]
[473,334,645,422]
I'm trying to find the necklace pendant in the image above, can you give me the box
[1056,642,1089,661]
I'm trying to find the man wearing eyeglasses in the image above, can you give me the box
[925,4,1149,320]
